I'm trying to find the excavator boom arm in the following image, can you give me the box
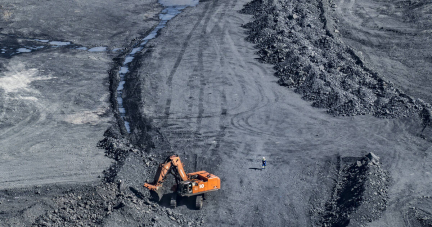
[170,156,189,181]
[144,155,188,191]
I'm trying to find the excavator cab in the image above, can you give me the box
[179,181,193,195]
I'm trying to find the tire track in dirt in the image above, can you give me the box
[223,26,275,136]
[222,30,267,127]
[0,100,44,139]
[191,4,232,173]
[337,0,382,47]
[160,0,231,161]
[195,0,220,134]
[186,0,228,119]
[230,0,237,9]
[159,0,228,158]
[206,1,231,156]
[163,2,211,127]
[186,67,195,114]
[0,95,7,120]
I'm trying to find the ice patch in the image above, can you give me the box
[17,48,31,53]
[130,47,143,55]
[117,81,125,90]
[159,0,198,6]
[124,56,134,64]
[117,97,123,105]
[49,41,71,46]
[32,46,45,50]
[34,39,49,43]
[76,47,88,50]
[124,121,130,133]
[88,47,107,52]
[143,32,157,41]
[119,67,129,74]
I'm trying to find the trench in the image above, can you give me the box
[0,0,200,134]
[115,0,199,133]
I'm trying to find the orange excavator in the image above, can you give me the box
[144,154,220,209]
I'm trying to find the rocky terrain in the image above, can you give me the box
[240,0,431,121]
[321,153,390,226]
[0,0,432,226]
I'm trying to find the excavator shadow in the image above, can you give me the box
[158,193,173,208]
[129,187,145,200]
[249,167,262,171]
[159,192,198,210]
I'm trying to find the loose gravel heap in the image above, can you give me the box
[33,183,198,227]
[322,153,390,227]
[32,126,202,227]
[240,0,432,119]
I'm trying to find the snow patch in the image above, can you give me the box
[0,63,53,95]
[63,108,108,125]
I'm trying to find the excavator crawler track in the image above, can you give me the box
[195,195,203,210]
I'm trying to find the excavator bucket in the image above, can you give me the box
[150,188,163,202]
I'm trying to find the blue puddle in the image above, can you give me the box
[0,0,198,60]
[117,0,199,133]
[0,39,112,57]
[88,46,107,52]
[49,41,71,46]
[0,0,197,60]
[17,48,32,53]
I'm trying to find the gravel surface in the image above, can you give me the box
[321,153,390,226]
[1,0,432,226]
[240,0,432,120]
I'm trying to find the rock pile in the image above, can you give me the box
[322,153,390,226]
[240,0,431,119]
[33,126,201,227]
[33,182,200,227]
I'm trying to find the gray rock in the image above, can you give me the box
[366,152,380,165]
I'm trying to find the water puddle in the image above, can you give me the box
[49,41,71,46]
[88,47,107,52]
[0,0,199,134]
[116,0,199,133]
[17,48,32,53]
[34,39,49,43]
[0,37,118,57]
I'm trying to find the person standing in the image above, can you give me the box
[262,157,266,170]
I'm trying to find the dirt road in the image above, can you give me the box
[1,0,432,226]
[128,0,432,225]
